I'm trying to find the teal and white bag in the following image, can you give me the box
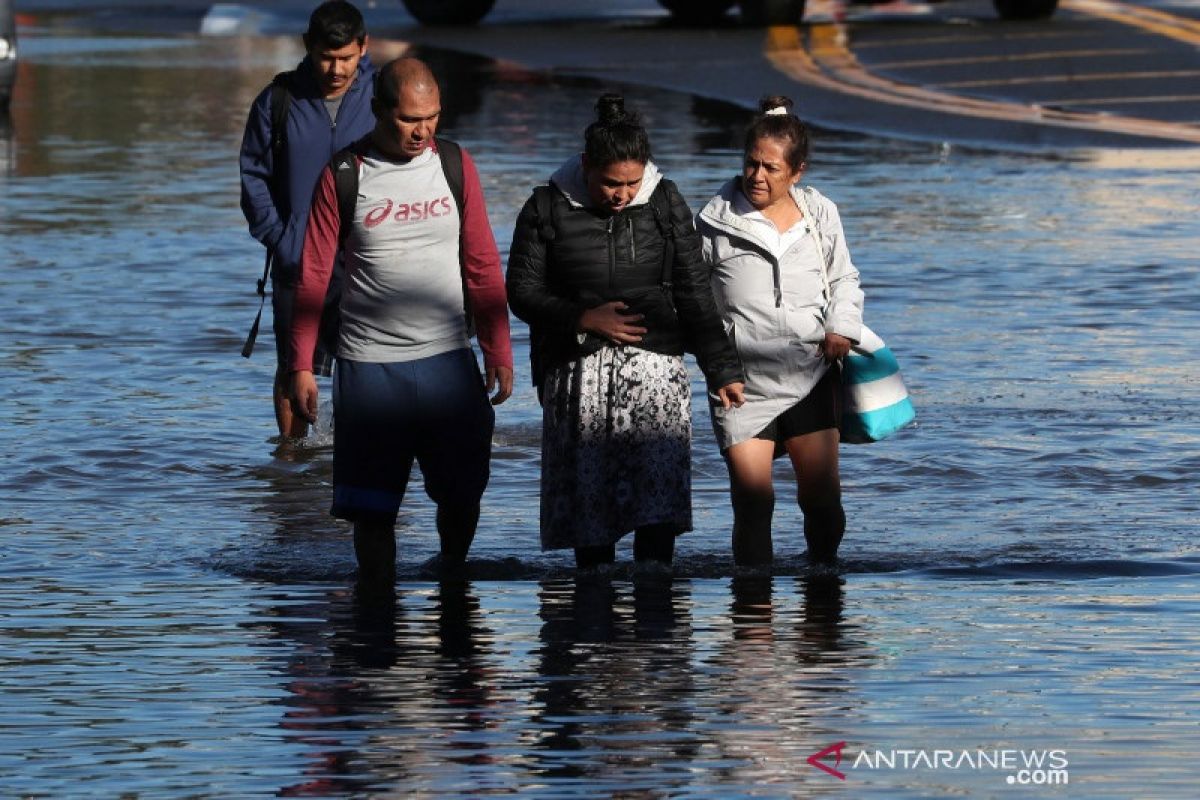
[800,188,915,444]
[839,325,915,444]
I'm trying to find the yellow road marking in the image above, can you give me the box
[869,48,1151,70]
[944,70,1200,88]
[1043,94,1200,106]
[1060,0,1200,46]
[763,2,1200,146]
[851,30,1081,49]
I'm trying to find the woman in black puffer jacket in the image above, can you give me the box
[506,93,745,569]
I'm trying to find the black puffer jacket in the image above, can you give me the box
[506,174,743,393]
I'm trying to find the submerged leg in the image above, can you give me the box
[274,366,310,439]
[801,503,845,566]
[437,501,481,569]
[784,428,845,566]
[633,523,678,565]
[724,438,778,567]
[574,544,616,569]
[354,517,397,590]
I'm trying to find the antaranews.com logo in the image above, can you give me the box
[808,742,1069,786]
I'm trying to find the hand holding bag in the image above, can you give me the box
[801,189,915,444]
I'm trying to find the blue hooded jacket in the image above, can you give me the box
[239,53,376,284]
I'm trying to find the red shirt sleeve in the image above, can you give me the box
[458,147,514,370]
[289,165,340,372]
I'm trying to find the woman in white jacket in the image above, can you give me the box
[696,96,864,567]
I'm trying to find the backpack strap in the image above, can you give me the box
[329,148,359,244]
[433,137,474,336]
[525,185,560,398]
[435,137,465,218]
[240,254,271,358]
[242,72,294,359]
[531,184,558,243]
[647,183,676,292]
[268,72,292,167]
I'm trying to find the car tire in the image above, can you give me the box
[993,0,1059,20]
[401,0,496,25]
[657,0,737,24]
[739,0,808,26]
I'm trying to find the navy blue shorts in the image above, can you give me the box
[331,348,495,523]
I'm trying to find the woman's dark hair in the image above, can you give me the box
[583,94,652,168]
[744,95,810,171]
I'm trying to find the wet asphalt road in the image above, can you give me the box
[14,0,1200,148]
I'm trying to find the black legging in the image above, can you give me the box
[574,523,678,567]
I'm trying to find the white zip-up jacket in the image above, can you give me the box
[696,179,864,449]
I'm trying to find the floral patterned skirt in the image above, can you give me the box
[539,347,693,551]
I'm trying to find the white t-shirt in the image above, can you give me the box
[338,147,468,363]
[733,188,809,260]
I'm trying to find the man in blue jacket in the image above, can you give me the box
[239,1,375,439]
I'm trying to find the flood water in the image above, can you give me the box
[2,24,1199,798]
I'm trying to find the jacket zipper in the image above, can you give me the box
[628,217,636,265]
[328,99,339,158]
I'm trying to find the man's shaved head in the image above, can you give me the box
[374,57,439,110]
[370,56,443,160]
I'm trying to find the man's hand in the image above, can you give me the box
[292,370,319,423]
[487,365,513,405]
[821,332,853,363]
[717,381,747,409]
[579,301,647,345]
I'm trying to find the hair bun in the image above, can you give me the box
[595,93,626,125]
[584,93,651,167]
[757,95,794,116]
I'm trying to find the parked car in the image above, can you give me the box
[1,0,15,108]
[400,0,1059,25]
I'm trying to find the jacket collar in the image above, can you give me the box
[698,176,812,252]
[292,53,375,99]
[548,155,663,210]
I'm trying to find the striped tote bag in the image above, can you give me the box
[840,324,915,444]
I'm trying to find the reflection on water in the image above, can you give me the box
[3,567,1197,796]
[1,26,1198,798]
[270,581,508,796]
[0,112,12,175]
[248,576,876,796]
[530,578,699,790]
